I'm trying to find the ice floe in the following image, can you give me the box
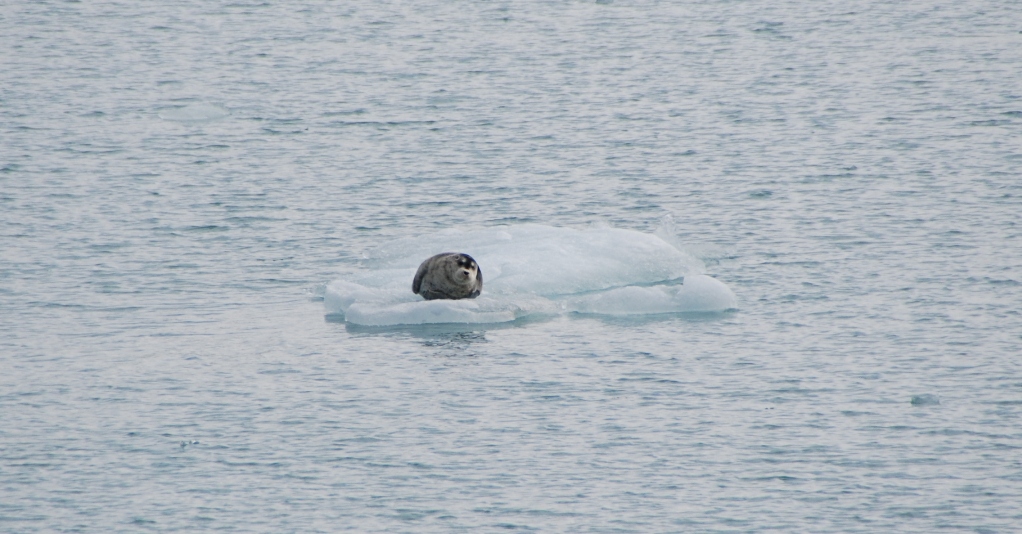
[325,223,736,326]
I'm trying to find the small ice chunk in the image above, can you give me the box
[158,102,230,122]
[910,394,940,406]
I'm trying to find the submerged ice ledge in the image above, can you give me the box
[326,275,736,326]
[325,223,737,326]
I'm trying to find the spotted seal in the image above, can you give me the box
[412,252,483,300]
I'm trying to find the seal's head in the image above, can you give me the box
[452,254,479,284]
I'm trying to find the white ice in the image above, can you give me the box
[325,223,737,326]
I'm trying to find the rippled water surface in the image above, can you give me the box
[3,1,1021,532]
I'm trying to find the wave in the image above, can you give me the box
[324,223,736,326]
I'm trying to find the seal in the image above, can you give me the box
[412,252,483,300]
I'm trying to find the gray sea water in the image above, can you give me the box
[3,1,1022,532]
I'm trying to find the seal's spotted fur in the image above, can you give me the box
[412,253,483,300]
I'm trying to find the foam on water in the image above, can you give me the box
[325,224,737,326]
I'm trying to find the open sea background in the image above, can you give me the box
[2,0,1021,532]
